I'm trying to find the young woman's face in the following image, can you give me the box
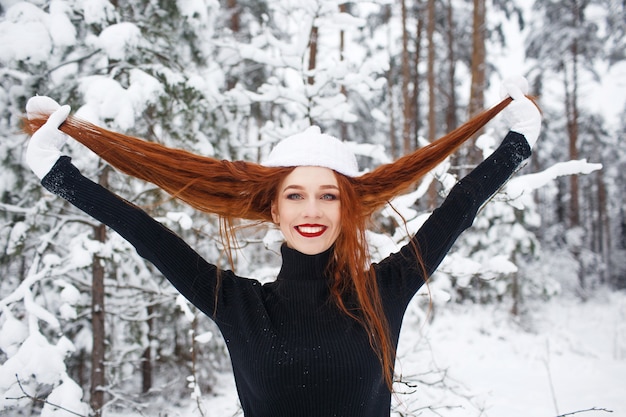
[271,166,342,255]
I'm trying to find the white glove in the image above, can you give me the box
[26,95,63,120]
[500,76,542,148]
[25,96,71,179]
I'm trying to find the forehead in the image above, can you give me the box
[280,166,339,189]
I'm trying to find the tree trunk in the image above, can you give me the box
[384,5,398,158]
[141,304,154,394]
[565,55,580,229]
[308,24,318,86]
[413,0,424,148]
[445,0,457,133]
[596,171,610,284]
[562,1,582,289]
[466,0,486,166]
[339,3,348,140]
[468,0,486,118]
[401,0,412,155]
[226,0,240,90]
[388,66,398,159]
[426,0,437,208]
[564,0,582,229]
[90,165,109,416]
[227,0,240,33]
[307,19,319,126]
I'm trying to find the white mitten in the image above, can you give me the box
[25,97,71,179]
[500,76,542,148]
[26,96,63,120]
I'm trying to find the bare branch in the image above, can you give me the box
[556,407,614,417]
[6,374,87,417]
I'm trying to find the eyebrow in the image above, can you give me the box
[282,184,339,192]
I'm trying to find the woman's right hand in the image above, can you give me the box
[25,96,71,179]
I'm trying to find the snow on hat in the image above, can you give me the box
[262,126,359,177]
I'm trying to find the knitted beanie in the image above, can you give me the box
[262,126,359,177]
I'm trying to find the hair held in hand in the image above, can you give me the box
[23,94,529,390]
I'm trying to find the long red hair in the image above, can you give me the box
[23,96,517,389]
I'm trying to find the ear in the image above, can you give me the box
[271,201,279,224]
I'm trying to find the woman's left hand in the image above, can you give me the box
[500,76,542,148]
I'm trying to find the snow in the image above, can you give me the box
[505,160,603,210]
[96,22,142,61]
[41,374,90,417]
[177,0,219,22]
[195,331,214,344]
[160,292,625,417]
[166,211,194,230]
[0,331,75,389]
[79,0,116,25]
[176,294,196,322]
[0,308,28,356]
[415,292,626,417]
[0,4,52,64]
[23,288,60,330]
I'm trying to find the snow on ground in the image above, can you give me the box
[122,290,626,417]
[394,291,626,417]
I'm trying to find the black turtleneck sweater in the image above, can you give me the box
[41,132,531,417]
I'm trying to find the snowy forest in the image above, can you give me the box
[0,0,625,416]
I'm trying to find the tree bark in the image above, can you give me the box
[339,3,348,140]
[227,0,240,33]
[596,171,610,284]
[384,5,398,158]
[413,0,424,148]
[90,165,109,416]
[445,0,458,133]
[566,43,580,228]
[308,24,319,86]
[141,305,154,394]
[427,0,437,208]
[469,0,486,118]
[226,0,241,90]
[467,0,486,166]
[401,0,413,155]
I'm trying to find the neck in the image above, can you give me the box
[277,244,333,281]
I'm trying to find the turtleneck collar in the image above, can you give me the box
[276,244,334,281]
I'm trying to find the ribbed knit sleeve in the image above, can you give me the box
[41,156,227,318]
[375,131,532,313]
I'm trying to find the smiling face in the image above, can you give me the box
[271,166,342,255]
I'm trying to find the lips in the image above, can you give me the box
[295,224,327,238]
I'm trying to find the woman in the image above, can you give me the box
[23,77,541,417]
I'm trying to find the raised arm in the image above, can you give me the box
[25,97,222,318]
[376,77,541,303]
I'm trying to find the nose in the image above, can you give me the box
[303,198,322,218]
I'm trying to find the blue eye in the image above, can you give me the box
[321,193,338,201]
[286,193,303,200]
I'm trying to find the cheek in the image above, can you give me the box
[331,207,342,231]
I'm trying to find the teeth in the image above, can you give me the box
[298,226,324,234]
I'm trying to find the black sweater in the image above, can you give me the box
[41,132,531,417]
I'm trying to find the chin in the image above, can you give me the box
[291,242,332,255]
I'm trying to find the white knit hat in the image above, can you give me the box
[262,126,359,177]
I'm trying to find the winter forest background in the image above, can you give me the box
[0,0,625,416]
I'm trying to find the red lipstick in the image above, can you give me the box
[295,224,327,238]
